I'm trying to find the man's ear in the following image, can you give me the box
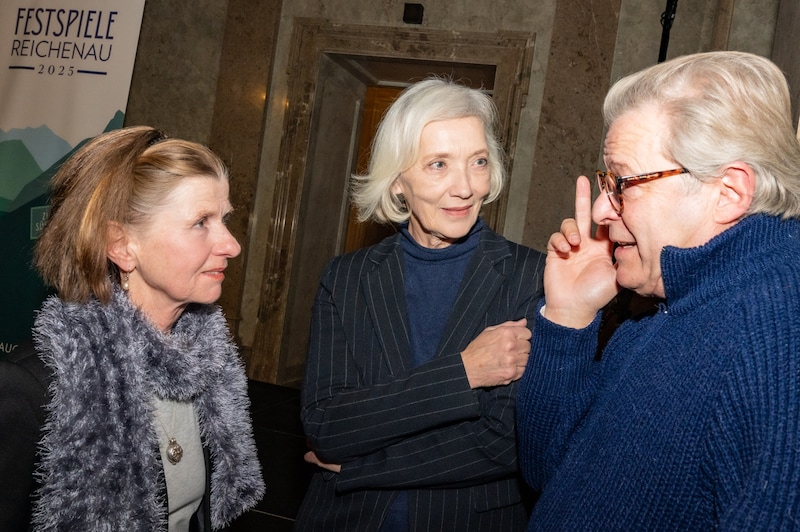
[715,162,755,224]
[106,221,136,272]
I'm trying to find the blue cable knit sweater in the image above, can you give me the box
[517,214,800,530]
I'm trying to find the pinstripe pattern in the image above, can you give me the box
[296,226,544,531]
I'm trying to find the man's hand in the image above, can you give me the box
[543,176,619,328]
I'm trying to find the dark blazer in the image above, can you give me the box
[0,343,216,532]
[0,342,48,532]
[296,226,545,531]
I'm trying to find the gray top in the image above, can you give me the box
[153,397,205,532]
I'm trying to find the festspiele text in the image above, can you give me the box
[15,8,118,39]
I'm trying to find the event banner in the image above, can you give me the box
[0,1,146,353]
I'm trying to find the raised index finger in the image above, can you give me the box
[575,175,593,239]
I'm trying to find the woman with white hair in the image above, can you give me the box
[295,78,545,531]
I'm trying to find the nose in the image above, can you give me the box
[217,225,242,258]
[450,165,475,199]
[592,190,620,226]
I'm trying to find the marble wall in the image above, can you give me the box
[125,0,228,143]
[125,0,786,383]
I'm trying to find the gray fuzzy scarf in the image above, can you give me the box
[31,289,265,531]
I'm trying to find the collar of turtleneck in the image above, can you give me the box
[661,214,800,314]
[399,217,484,259]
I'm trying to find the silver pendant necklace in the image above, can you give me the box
[155,403,184,465]
[166,437,184,465]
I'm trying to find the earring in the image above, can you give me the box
[393,193,407,212]
[122,271,130,291]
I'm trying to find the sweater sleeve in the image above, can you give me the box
[516,300,604,490]
[704,299,800,530]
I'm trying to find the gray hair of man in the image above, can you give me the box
[351,77,506,224]
[604,50,800,218]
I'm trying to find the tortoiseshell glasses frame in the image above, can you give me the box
[595,167,689,214]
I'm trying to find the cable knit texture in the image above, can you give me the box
[517,214,800,530]
[30,288,265,531]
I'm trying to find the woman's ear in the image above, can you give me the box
[106,221,136,272]
[715,162,755,224]
[390,175,404,196]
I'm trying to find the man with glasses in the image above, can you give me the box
[516,51,800,529]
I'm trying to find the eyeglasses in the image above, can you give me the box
[595,167,688,214]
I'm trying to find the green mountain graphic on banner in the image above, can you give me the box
[0,140,41,213]
[0,125,71,171]
[0,111,124,216]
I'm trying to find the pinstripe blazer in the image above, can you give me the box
[296,224,545,531]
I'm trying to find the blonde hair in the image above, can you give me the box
[351,77,506,224]
[35,126,228,303]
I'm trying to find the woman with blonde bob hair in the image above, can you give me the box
[297,77,544,531]
[0,126,264,531]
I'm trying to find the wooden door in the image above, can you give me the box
[344,86,403,253]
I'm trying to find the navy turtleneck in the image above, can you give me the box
[400,218,484,367]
